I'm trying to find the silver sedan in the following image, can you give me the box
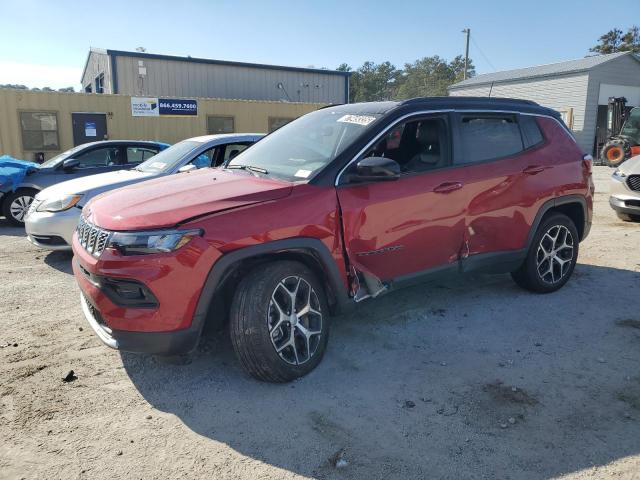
[25,133,263,250]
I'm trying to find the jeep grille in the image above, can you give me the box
[77,216,110,257]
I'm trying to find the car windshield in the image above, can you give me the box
[136,140,202,173]
[227,109,381,181]
[40,145,87,168]
[621,107,640,143]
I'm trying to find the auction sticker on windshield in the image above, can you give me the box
[337,115,377,126]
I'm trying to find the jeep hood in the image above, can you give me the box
[86,169,293,230]
[36,169,155,203]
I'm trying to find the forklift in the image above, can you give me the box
[600,96,640,167]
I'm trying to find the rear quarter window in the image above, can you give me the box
[519,115,545,148]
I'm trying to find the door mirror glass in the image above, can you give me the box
[178,164,197,173]
[62,158,80,171]
[352,157,400,182]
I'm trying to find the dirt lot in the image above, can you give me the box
[0,166,639,480]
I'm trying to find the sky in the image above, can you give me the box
[0,0,637,90]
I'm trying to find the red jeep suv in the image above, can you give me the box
[73,97,593,382]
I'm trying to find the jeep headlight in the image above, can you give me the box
[36,194,83,212]
[107,228,202,255]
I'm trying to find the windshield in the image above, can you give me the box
[137,140,202,173]
[40,145,87,168]
[227,109,380,181]
[621,107,640,143]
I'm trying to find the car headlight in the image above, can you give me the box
[36,194,83,212]
[107,228,202,255]
[612,168,627,180]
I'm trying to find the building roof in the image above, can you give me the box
[82,48,350,82]
[450,51,640,89]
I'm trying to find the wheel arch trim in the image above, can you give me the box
[526,194,589,250]
[191,237,351,336]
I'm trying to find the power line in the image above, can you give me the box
[470,35,497,72]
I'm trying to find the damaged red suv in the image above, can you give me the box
[73,97,594,382]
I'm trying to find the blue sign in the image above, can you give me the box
[158,98,198,116]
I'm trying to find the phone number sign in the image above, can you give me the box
[131,97,197,117]
[158,98,198,116]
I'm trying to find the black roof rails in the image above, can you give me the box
[399,96,539,107]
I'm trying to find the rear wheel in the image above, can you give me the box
[600,138,630,167]
[229,261,330,382]
[511,213,579,293]
[2,189,37,226]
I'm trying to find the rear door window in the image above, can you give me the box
[126,146,160,164]
[457,114,524,164]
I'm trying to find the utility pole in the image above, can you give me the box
[462,28,471,80]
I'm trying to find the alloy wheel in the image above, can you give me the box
[536,225,574,284]
[267,275,323,366]
[9,195,34,222]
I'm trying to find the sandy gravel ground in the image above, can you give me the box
[1,166,639,480]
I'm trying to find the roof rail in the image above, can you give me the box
[399,96,539,106]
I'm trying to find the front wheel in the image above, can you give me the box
[229,261,330,382]
[511,213,579,293]
[2,189,37,226]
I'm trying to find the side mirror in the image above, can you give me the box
[178,164,197,173]
[62,158,80,171]
[351,156,400,182]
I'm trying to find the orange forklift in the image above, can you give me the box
[600,96,640,167]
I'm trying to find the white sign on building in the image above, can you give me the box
[131,97,159,117]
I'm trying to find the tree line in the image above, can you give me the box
[336,55,475,103]
[0,84,75,92]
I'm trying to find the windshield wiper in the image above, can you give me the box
[225,164,269,175]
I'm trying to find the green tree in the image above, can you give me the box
[395,55,476,99]
[590,26,640,54]
[348,61,401,103]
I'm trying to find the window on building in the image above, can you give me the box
[84,84,92,93]
[268,117,295,133]
[207,116,234,134]
[126,146,160,164]
[20,112,60,151]
[95,73,104,94]
[457,114,524,164]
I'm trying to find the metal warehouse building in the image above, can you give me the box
[449,52,640,155]
[82,48,350,104]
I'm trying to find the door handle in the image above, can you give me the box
[434,182,463,194]
[523,165,547,175]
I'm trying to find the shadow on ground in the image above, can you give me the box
[43,250,73,274]
[0,218,25,237]
[123,263,640,478]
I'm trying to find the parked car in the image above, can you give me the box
[25,134,262,250]
[609,155,640,222]
[1,140,169,226]
[72,97,593,382]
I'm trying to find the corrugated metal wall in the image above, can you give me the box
[81,52,112,93]
[584,55,640,154]
[0,89,320,160]
[114,55,346,104]
[450,73,591,151]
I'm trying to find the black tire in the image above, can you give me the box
[2,189,38,226]
[229,261,330,382]
[616,211,640,222]
[600,138,631,167]
[511,213,579,293]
